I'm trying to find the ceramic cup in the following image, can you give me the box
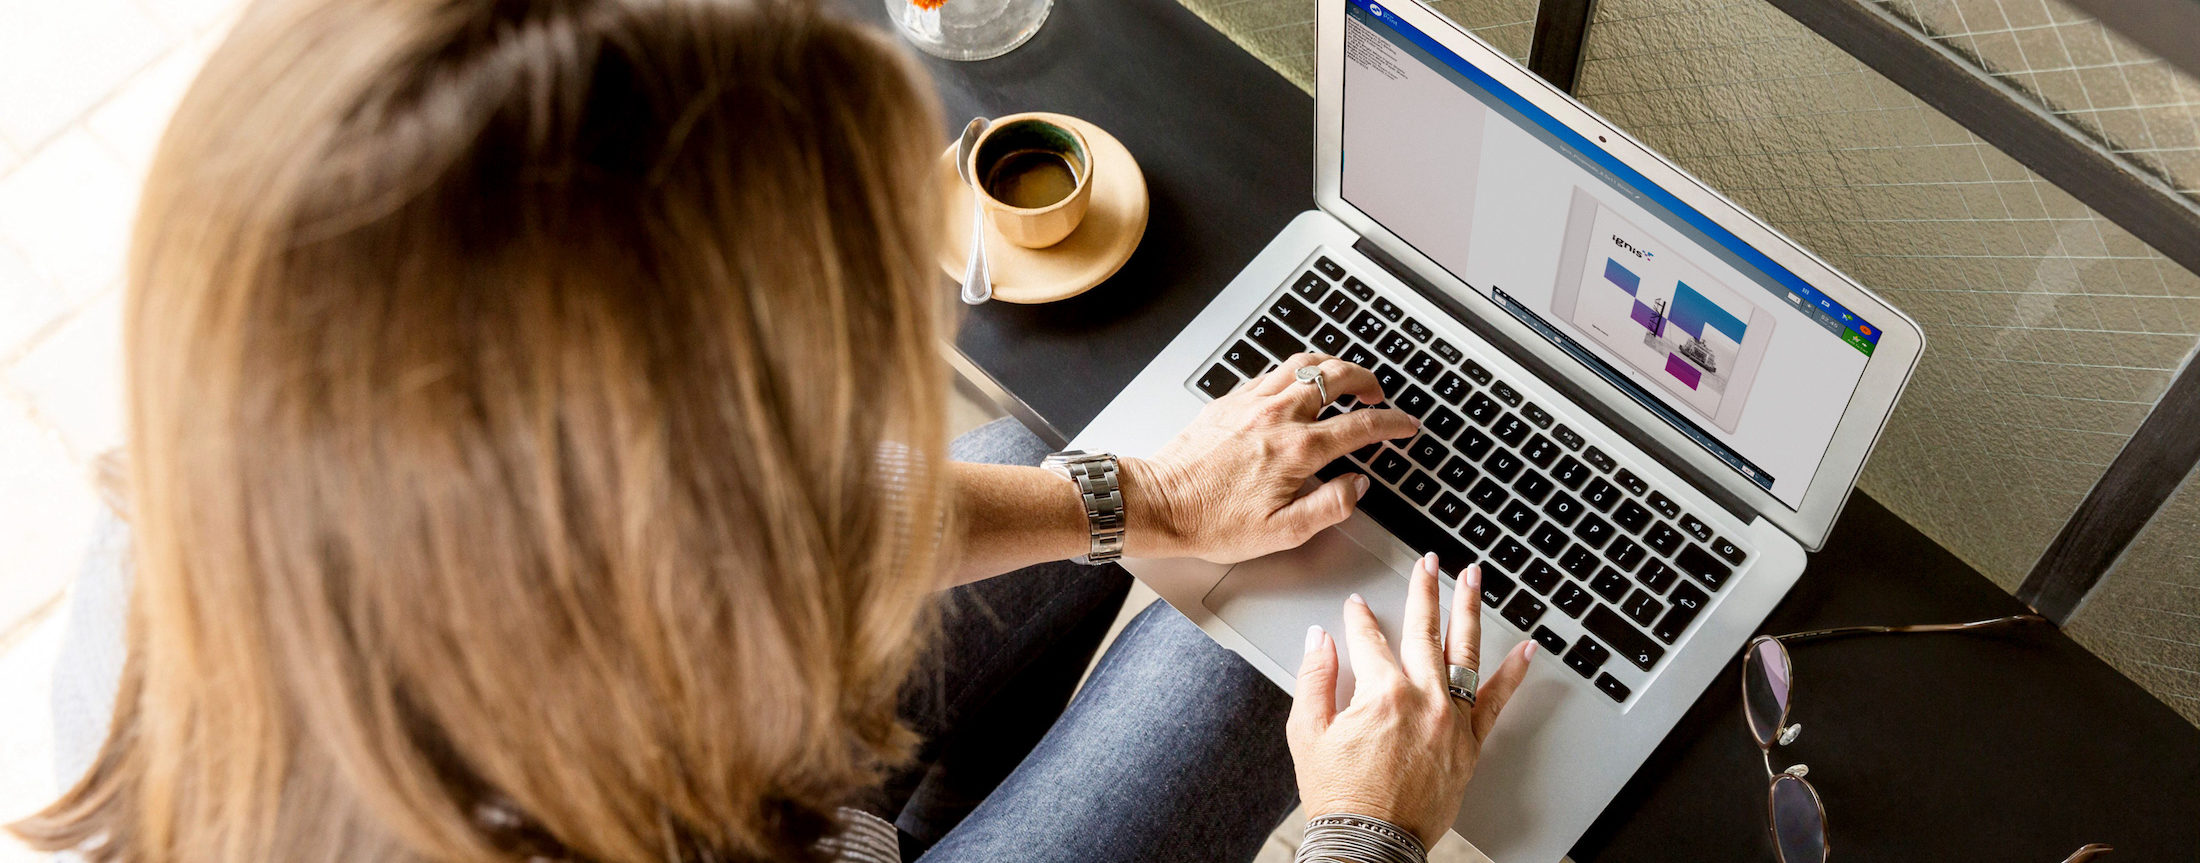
[968,114,1094,249]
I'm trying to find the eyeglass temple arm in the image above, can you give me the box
[1769,613,2048,645]
[2059,843,2113,862]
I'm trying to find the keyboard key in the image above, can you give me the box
[1292,271,1328,299]
[1371,449,1412,482]
[1479,564,1517,606]
[1646,490,1681,519]
[1653,583,1708,643]
[1461,514,1500,548]
[1432,338,1463,364]
[1342,276,1375,300]
[1399,470,1440,505]
[1607,537,1648,572]
[1553,424,1585,450]
[1484,449,1524,482]
[1467,478,1510,513]
[1222,340,1268,376]
[1711,535,1748,565]
[1309,323,1350,355]
[1430,493,1471,527]
[1433,371,1472,404]
[1563,638,1610,678]
[1401,317,1433,342]
[1377,332,1417,363]
[1405,352,1442,383]
[1678,513,1714,543]
[1341,343,1379,369]
[1491,414,1530,446]
[1582,478,1621,511]
[1620,589,1664,626]
[1357,485,1475,578]
[1521,403,1553,428]
[1351,441,1380,463]
[1553,456,1592,489]
[1543,492,1583,526]
[1521,434,1560,468]
[1372,296,1403,321]
[1584,605,1665,671]
[1424,407,1464,440]
[1612,500,1653,534]
[1595,673,1631,702]
[1319,290,1360,322]
[1456,427,1494,460]
[1574,514,1615,549]
[1490,381,1522,406]
[1644,523,1684,556]
[1437,456,1479,491]
[1405,435,1449,469]
[1313,256,1345,280]
[1558,544,1599,578]
[1529,522,1571,557]
[1372,364,1408,399]
[1461,359,1492,385]
[1395,386,1436,418]
[1196,364,1239,399]
[1675,544,1733,589]
[1554,583,1594,618]
[1637,559,1679,594]
[1531,626,1568,655]
[1583,446,1616,473]
[1271,293,1319,335]
[1348,310,1389,341]
[1501,593,1547,631]
[1247,316,1305,359]
[1614,469,1649,497]
[1521,560,1562,595]
[1590,567,1630,602]
[1463,393,1502,425]
[1512,470,1554,504]
[1498,500,1539,535]
[1491,537,1530,572]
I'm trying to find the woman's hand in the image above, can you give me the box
[1287,555,1536,848]
[1122,353,1419,564]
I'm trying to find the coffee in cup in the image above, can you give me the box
[968,114,1094,249]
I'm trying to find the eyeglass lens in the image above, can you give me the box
[1769,773,1827,863]
[1744,639,1792,746]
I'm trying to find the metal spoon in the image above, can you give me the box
[954,116,992,305]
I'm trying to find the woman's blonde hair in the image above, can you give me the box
[12,0,948,860]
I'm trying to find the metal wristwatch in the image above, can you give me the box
[1040,450,1127,564]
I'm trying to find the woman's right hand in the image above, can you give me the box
[1285,555,1536,848]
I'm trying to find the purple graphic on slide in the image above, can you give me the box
[1604,258,1640,295]
[1629,300,1661,333]
[1665,353,1703,389]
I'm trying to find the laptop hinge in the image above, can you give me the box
[1351,237,1764,527]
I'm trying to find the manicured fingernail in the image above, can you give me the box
[1348,592,1366,608]
[1305,624,1324,653]
[1467,563,1482,588]
[1422,552,1438,571]
[1353,474,1371,498]
[1524,642,1538,662]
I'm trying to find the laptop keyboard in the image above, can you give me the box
[1188,252,1753,705]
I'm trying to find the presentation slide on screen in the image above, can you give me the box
[1339,8,1870,506]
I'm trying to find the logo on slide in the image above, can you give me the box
[1610,234,1654,261]
[1370,3,1383,15]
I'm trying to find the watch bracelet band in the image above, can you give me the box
[1045,451,1126,564]
[1295,813,1429,863]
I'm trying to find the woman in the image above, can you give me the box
[13,1,1533,861]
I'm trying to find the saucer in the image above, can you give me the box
[936,113,1148,304]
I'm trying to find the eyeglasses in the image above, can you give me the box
[1741,614,2113,863]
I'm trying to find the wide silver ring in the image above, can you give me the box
[1446,664,1478,708]
[1295,365,1330,405]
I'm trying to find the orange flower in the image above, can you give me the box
[912,0,947,8]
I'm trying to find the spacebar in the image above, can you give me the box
[1353,479,1476,577]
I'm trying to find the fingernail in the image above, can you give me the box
[1348,592,1366,608]
[1353,474,1371,499]
[1525,642,1538,662]
[1422,551,1438,571]
[1305,624,1324,653]
[1467,562,1482,588]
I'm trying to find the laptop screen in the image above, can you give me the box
[1339,0,1881,509]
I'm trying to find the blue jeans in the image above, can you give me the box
[877,418,1299,863]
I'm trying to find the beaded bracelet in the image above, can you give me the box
[1295,812,1429,863]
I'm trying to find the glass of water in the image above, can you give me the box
[887,0,1051,62]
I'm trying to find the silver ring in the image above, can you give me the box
[1446,664,1478,708]
[1295,365,1330,405]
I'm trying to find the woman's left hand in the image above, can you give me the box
[1121,352,1420,564]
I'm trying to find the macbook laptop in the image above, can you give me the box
[1068,0,1922,858]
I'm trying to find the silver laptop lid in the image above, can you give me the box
[1311,0,1924,550]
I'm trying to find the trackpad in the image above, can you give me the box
[1201,528,1424,706]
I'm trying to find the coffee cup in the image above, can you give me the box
[967,114,1094,249]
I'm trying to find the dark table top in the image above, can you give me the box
[839,0,2200,858]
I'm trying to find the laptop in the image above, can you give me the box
[1068,0,1923,859]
